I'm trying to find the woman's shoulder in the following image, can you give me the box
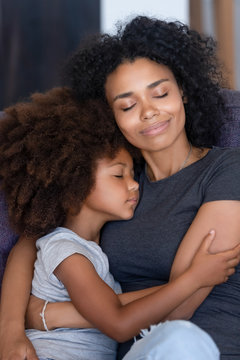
[199,147,240,203]
[208,146,240,166]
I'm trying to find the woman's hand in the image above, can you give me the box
[0,322,38,360]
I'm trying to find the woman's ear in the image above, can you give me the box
[180,88,187,104]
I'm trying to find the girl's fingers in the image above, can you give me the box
[226,268,236,276]
[227,258,239,267]
[222,245,240,261]
[199,230,215,252]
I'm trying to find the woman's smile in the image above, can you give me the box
[140,119,170,136]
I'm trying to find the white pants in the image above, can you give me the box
[123,320,220,360]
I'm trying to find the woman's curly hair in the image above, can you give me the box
[0,87,136,238]
[64,15,227,147]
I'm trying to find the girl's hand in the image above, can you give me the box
[190,230,240,287]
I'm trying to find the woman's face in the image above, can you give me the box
[105,58,186,153]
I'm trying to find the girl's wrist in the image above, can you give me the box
[180,268,201,292]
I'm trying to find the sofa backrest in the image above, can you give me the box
[0,192,18,292]
[0,89,240,292]
[217,89,240,147]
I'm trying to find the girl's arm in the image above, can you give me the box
[166,200,240,320]
[53,231,239,342]
[26,285,166,330]
[0,236,38,360]
[26,227,239,331]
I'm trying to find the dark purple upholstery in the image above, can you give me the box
[0,192,18,292]
[0,89,240,292]
[0,111,19,292]
[216,89,240,148]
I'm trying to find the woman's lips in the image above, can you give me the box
[140,120,170,136]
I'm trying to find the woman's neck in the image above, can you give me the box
[142,138,196,182]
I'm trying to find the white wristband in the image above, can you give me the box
[40,300,49,331]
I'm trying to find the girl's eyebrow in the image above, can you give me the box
[108,162,127,168]
[113,79,169,102]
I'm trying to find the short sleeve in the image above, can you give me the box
[202,148,240,203]
[37,232,106,280]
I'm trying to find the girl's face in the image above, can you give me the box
[83,148,139,222]
[105,58,186,153]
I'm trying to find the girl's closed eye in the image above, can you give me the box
[114,174,123,178]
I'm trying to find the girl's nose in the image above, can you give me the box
[129,178,139,191]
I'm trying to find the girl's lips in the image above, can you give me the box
[127,197,139,206]
[140,120,170,136]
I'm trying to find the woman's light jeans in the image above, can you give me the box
[123,320,220,360]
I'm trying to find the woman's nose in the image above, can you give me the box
[141,100,159,121]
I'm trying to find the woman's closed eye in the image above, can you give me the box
[153,92,168,99]
[122,93,168,111]
[122,103,136,112]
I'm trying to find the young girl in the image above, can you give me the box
[0,87,239,360]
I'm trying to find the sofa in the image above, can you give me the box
[0,88,240,293]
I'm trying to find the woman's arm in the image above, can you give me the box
[166,200,240,320]
[53,232,239,343]
[0,236,38,360]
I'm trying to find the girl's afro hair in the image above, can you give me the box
[0,87,137,238]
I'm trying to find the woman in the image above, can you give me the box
[1,87,235,360]
[1,16,240,359]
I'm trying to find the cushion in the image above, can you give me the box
[217,89,240,147]
[0,191,18,292]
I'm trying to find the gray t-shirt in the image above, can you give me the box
[101,147,240,360]
[26,227,121,360]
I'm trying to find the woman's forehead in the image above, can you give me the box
[105,58,176,100]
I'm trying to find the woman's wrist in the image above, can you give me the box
[0,317,26,336]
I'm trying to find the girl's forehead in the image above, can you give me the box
[96,148,133,170]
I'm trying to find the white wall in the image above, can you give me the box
[100,0,189,33]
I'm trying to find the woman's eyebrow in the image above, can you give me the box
[147,79,169,89]
[113,92,133,102]
[113,79,169,102]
